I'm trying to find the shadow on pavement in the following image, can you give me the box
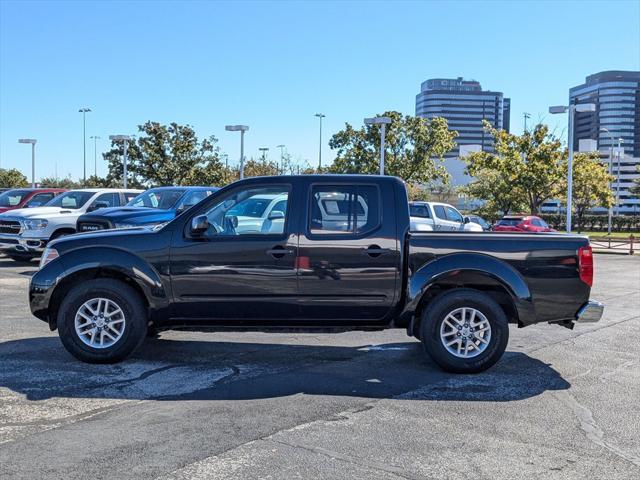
[0,336,570,403]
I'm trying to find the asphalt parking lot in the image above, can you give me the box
[0,254,639,479]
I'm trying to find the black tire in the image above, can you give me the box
[6,253,35,262]
[420,288,509,374]
[57,278,147,363]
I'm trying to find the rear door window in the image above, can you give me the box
[309,185,380,236]
[434,205,447,220]
[409,205,430,218]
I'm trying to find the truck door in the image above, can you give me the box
[169,182,300,321]
[297,180,400,322]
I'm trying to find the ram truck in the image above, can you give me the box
[29,175,603,373]
[0,188,141,260]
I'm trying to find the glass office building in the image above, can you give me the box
[415,77,510,158]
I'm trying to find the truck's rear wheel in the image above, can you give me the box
[420,289,509,373]
[57,279,147,363]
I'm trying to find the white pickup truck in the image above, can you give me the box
[0,188,141,260]
[409,201,483,232]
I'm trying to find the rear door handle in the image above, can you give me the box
[266,247,294,258]
[363,245,390,258]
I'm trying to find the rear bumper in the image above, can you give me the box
[576,300,604,323]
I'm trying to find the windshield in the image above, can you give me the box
[0,189,30,207]
[46,191,95,209]
[127,188,185,209]
[497,218,523,226]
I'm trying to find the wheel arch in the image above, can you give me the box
[403,253,536,336]
[46,248,169,330]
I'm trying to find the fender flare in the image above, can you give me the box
[404,253,536,326]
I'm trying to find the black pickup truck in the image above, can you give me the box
[30,175,603,373]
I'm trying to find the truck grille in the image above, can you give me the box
[0,220,21,235]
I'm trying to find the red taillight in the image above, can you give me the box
[578,245,593,286]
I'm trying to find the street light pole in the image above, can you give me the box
[79,108,91,185]
[549,103,596,233]
[616,138,624,216]
[315,113,325,170]
[18,139,37,187]
[90,136,101,178]
[523,112,531,133]
[600,127,615,234]
[109,135,130,188]
[259,147,269,162]
[364,117,392,175]
[225,125,249,179]
[276,144,285,174]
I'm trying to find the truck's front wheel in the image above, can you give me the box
[57,279,147,363]
[420,289,509,373]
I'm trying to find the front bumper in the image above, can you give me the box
[0,235,47,255]
[576,300,604,323]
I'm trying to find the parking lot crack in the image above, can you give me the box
[556,390,640,467]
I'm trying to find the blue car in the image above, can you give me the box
[76,186,218,232]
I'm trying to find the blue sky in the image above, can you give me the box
[1,0,639,180]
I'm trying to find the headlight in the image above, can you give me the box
[24,219,48,230]
[39,247,59,269]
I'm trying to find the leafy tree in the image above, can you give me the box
[464,121,565,214]
[39,176,82,189]
[460,158,527,217]
[0,168,28,188]
[328,111,457,183]
[242,158,280,178]
[568,152,614,232]
[104,121,224,188]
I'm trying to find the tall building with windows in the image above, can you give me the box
[570,70,640,213]
[415,77,510,159]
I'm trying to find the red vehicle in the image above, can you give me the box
[0,188,67,214]
[493,215,556,233]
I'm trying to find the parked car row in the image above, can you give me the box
[0,186,216,261]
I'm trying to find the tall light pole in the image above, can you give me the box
[109,135,130,188]
[315,113,325,170]
[276,144,285,174]
[364,117,392,175]
[90,135,101,178]
[225,125,249,179]
[616,138,624,216]
[549,102,596,233]
[18,139,37,187]
[600,127,615,234]
[79,107,91,185]
[259,147,269,162]
[222,154,229,169]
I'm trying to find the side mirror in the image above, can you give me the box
[88,201,109,212]
[464,216,470,224]
[190,215,209,236]
[268,210,285,221]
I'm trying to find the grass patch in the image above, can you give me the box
[578,231,637,239]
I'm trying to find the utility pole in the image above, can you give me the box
[79,108,91,184]
[315,113,325,170]
[276,144,285,174]
[90,136,101,178]
[523,112,531,133]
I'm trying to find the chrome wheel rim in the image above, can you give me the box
[74,298,126,349]
[440,307,491,359]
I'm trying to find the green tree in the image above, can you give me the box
[464,121,565,214]
[460,155,527,217]
[242,158,280,178]
[630,164,640,197]
[328,111,457,183]
[0,168,28,188]
[568,152,614,232]
[39,176,82,189]
[103,121,224,187]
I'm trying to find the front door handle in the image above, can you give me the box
[266,246,294,258]
[363,245,390,258]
